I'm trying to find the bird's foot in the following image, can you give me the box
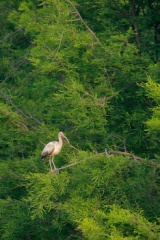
[50,167,59,174]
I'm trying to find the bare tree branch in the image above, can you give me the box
[105,150,142,161]
[66,0,101,45]
[50,148,160,173]
[68,142,79,151]
[0,28,24,44]
[40,134,159,174]
[51,160,82,173]
[0,89,42,125]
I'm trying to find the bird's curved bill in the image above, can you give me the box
[63,135,69,143]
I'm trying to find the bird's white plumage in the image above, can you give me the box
[41,132,69,171]
[41,141,62,157]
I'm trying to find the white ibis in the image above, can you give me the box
[41,132,69,171]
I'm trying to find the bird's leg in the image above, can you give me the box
[49,157,52,171]
[51,156,57,170]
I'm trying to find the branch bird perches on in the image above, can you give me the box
[40,135,160,173]
[49,149,160,173]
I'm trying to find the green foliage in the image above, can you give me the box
[26,172,70,219]
[0,198,31,240]
[0,0,160,239]
[50,78,107,150]
[145,76,160,103]
[19,154,160,239]
[142,76,160,153]
[107,205,159,240]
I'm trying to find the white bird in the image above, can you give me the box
[41,132,69,171]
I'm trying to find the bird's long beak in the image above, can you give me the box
[63,135,69,143]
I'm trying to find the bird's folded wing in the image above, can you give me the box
[41,142,55,158]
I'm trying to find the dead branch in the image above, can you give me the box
[50,160,82,173]
[50,149,160,173]
[0,28,24,44]
[104,149,160,169]
[0,89,42,125]
[68,143,79,151]
[107,150,142,161]
[39,140,46,146]
[11,121,29,132]
[66,0,101,45]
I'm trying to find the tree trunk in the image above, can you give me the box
[130,0,140,49]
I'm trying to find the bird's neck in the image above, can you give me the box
[58,136,63,145]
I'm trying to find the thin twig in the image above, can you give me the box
[39,140,46,146]
[68,142,79,151]
[0,28,24,44]
[55,31,64,56]
[66,18,80,22]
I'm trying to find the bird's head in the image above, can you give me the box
[59,132,69,143]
